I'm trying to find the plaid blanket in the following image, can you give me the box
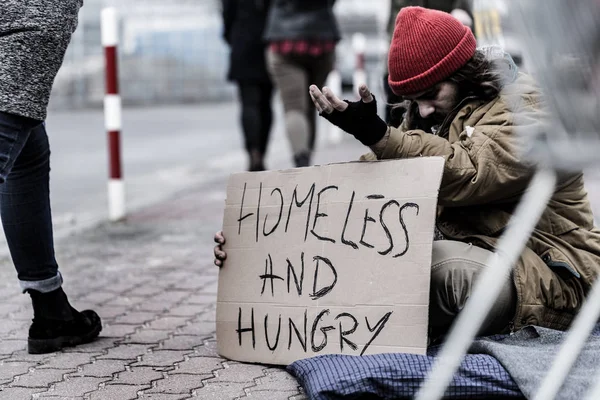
[288,345,524,400]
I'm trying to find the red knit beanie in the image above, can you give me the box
[388,7,477,96]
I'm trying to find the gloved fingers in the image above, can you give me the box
[323,87,349,112]
[309,85,334,114]
[359,84,375,104]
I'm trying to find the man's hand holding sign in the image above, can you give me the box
[215,157,444,365]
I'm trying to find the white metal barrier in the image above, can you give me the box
[417,0,600,398]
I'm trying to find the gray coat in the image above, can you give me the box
[0,0,83,121]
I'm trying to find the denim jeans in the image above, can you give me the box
[0,111,61,293]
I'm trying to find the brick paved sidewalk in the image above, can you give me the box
[0,138,367,400]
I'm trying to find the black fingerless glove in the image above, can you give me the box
[320,95,388,146]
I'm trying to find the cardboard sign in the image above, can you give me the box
[216,157,444,365]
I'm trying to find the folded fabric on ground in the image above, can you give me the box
[288,324,600,400]
[469,324,600,400]
[287,345,524,400]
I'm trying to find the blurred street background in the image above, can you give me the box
[0,1,599,398]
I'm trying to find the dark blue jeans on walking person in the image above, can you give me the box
[0,110,102,354]
[0,111,61,292]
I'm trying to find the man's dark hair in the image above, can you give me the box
[396,50,504,134]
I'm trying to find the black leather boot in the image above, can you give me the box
[28,287,102,354]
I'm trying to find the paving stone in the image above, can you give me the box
[113,312,157,325]
[63,338,120,354]
[71,359,127,378]
[103,295,147,308]
[123,329,171,344]
[94,305,129,320]
[196,309,216,322]
[37,352,102,370]
[0,386,46,400]
[163,305,203,318]
[0,361,32,385]
[127,286,167,297]
[112,367,164,385]
[101,324,139,338]
[0,303,24,315]
[10,368,70,388]
[185,294,217,305]
[158,335,203,351]
[246,389,302,400]
[170,357,223,375]
[144,373,210,395]
[3,350,56,364]
[88,384,146,400]
[0,317,27,335]
[137,393,189,400]
[176,320,215,337]
[78,291,117,305]
[147,291,190,306]
[148,317,190,331]
[253,368,301,391]
[134,302,171,313]
[97,344,150,361]
[0,339,26,355]
[192,381,249,399]
[37,376,107,398]
[131,351,188,367]
[191,340,219,358]
[209,362,265,383]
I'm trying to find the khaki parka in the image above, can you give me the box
[363,73,600,331]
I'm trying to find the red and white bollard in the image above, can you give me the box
[101,7,125,222]
[352,33,367,96]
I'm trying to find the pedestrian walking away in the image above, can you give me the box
[0,0,102,354]
[264,0,340,168]
[222,0,274,172]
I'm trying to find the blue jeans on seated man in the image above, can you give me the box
[0,110,101,354]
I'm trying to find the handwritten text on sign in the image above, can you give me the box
[217,158,444,365]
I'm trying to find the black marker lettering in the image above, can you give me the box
[237,182,254,235]
[260,254,284,296]
[379,200,400,256]
[255,182,263,242]
[360,208,376,249]
[287,252,305,296]
[341,191,359,249]
[361,312,393,355]
[264,314,282,351]
[394,203,420,258]
[310,256,338,300]
[310,185,338,243]
[263,188,284,237]
[285,184,316,242]
[236,307,255,349]
[311,309,335,352]
[288,310,308,352]
[335,313,359,352]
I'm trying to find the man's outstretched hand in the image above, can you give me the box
[309,84,388,146]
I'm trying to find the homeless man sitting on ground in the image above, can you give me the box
[214,7,600,341]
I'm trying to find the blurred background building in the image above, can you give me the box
[49,0,390,110]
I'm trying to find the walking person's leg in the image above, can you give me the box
[306,52,336,153]
[267,51,312,167]
[428,240,517,342]
[238,83,267,171]
[258,82,274,158]
[0,112,101,353]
